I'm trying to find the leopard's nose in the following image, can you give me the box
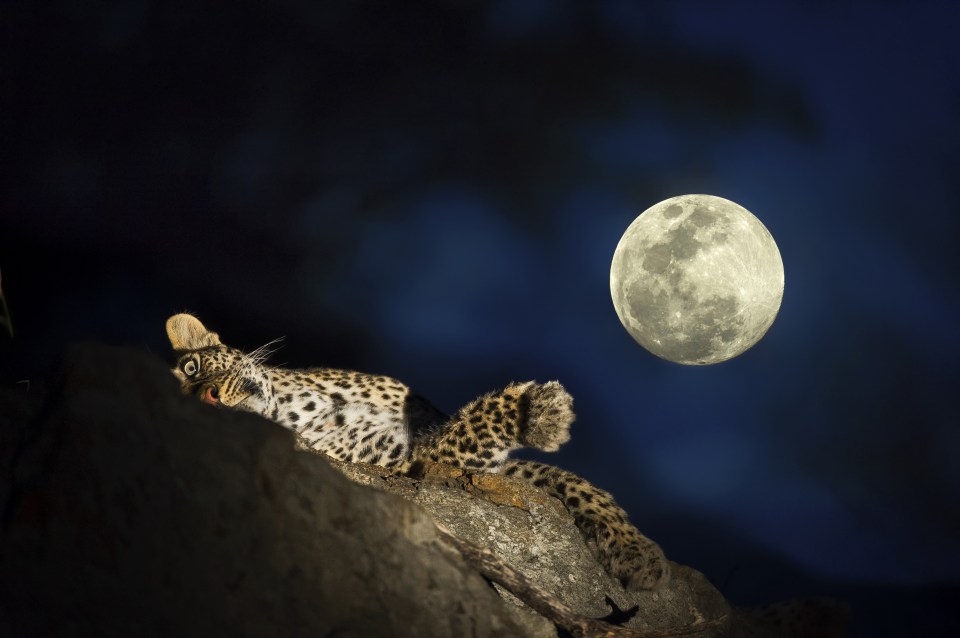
[201,385,220,405]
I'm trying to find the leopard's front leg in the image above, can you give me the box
[411,381,574,471]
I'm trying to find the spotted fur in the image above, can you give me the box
[166,313,670,590]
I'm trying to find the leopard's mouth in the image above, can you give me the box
[194,377,262,409]
[202,387,256,408]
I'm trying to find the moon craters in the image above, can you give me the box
[610,195,784,365]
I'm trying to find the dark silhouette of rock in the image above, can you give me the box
[0,344,846,637]
[0,345,527,637]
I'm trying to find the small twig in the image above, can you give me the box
[433,524,727,638]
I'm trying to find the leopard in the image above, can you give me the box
[165,313,670,591]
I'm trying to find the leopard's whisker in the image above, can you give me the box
[246,337,285,365]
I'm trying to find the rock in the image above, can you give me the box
[0,345,526,637]
[0,344,846,637]
[330,458,730,636]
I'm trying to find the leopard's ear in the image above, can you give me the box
[166,313,222,351]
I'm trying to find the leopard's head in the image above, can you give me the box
[165,313,275,416]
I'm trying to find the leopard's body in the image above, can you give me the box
[166,313,670,590]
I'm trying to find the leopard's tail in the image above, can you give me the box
[503,459,671,591]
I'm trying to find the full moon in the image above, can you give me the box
[610,194,784,365]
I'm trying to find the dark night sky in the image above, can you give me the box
[3,1,959,635]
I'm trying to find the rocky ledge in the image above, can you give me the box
[0,345,846,637]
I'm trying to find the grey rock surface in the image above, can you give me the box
[0,344,846,637]
[332,458,729,635]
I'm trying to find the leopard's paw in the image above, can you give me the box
[520,381,574,452]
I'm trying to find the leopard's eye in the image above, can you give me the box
[182,359,198,376]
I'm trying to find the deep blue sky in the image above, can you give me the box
[3,1,959,635]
